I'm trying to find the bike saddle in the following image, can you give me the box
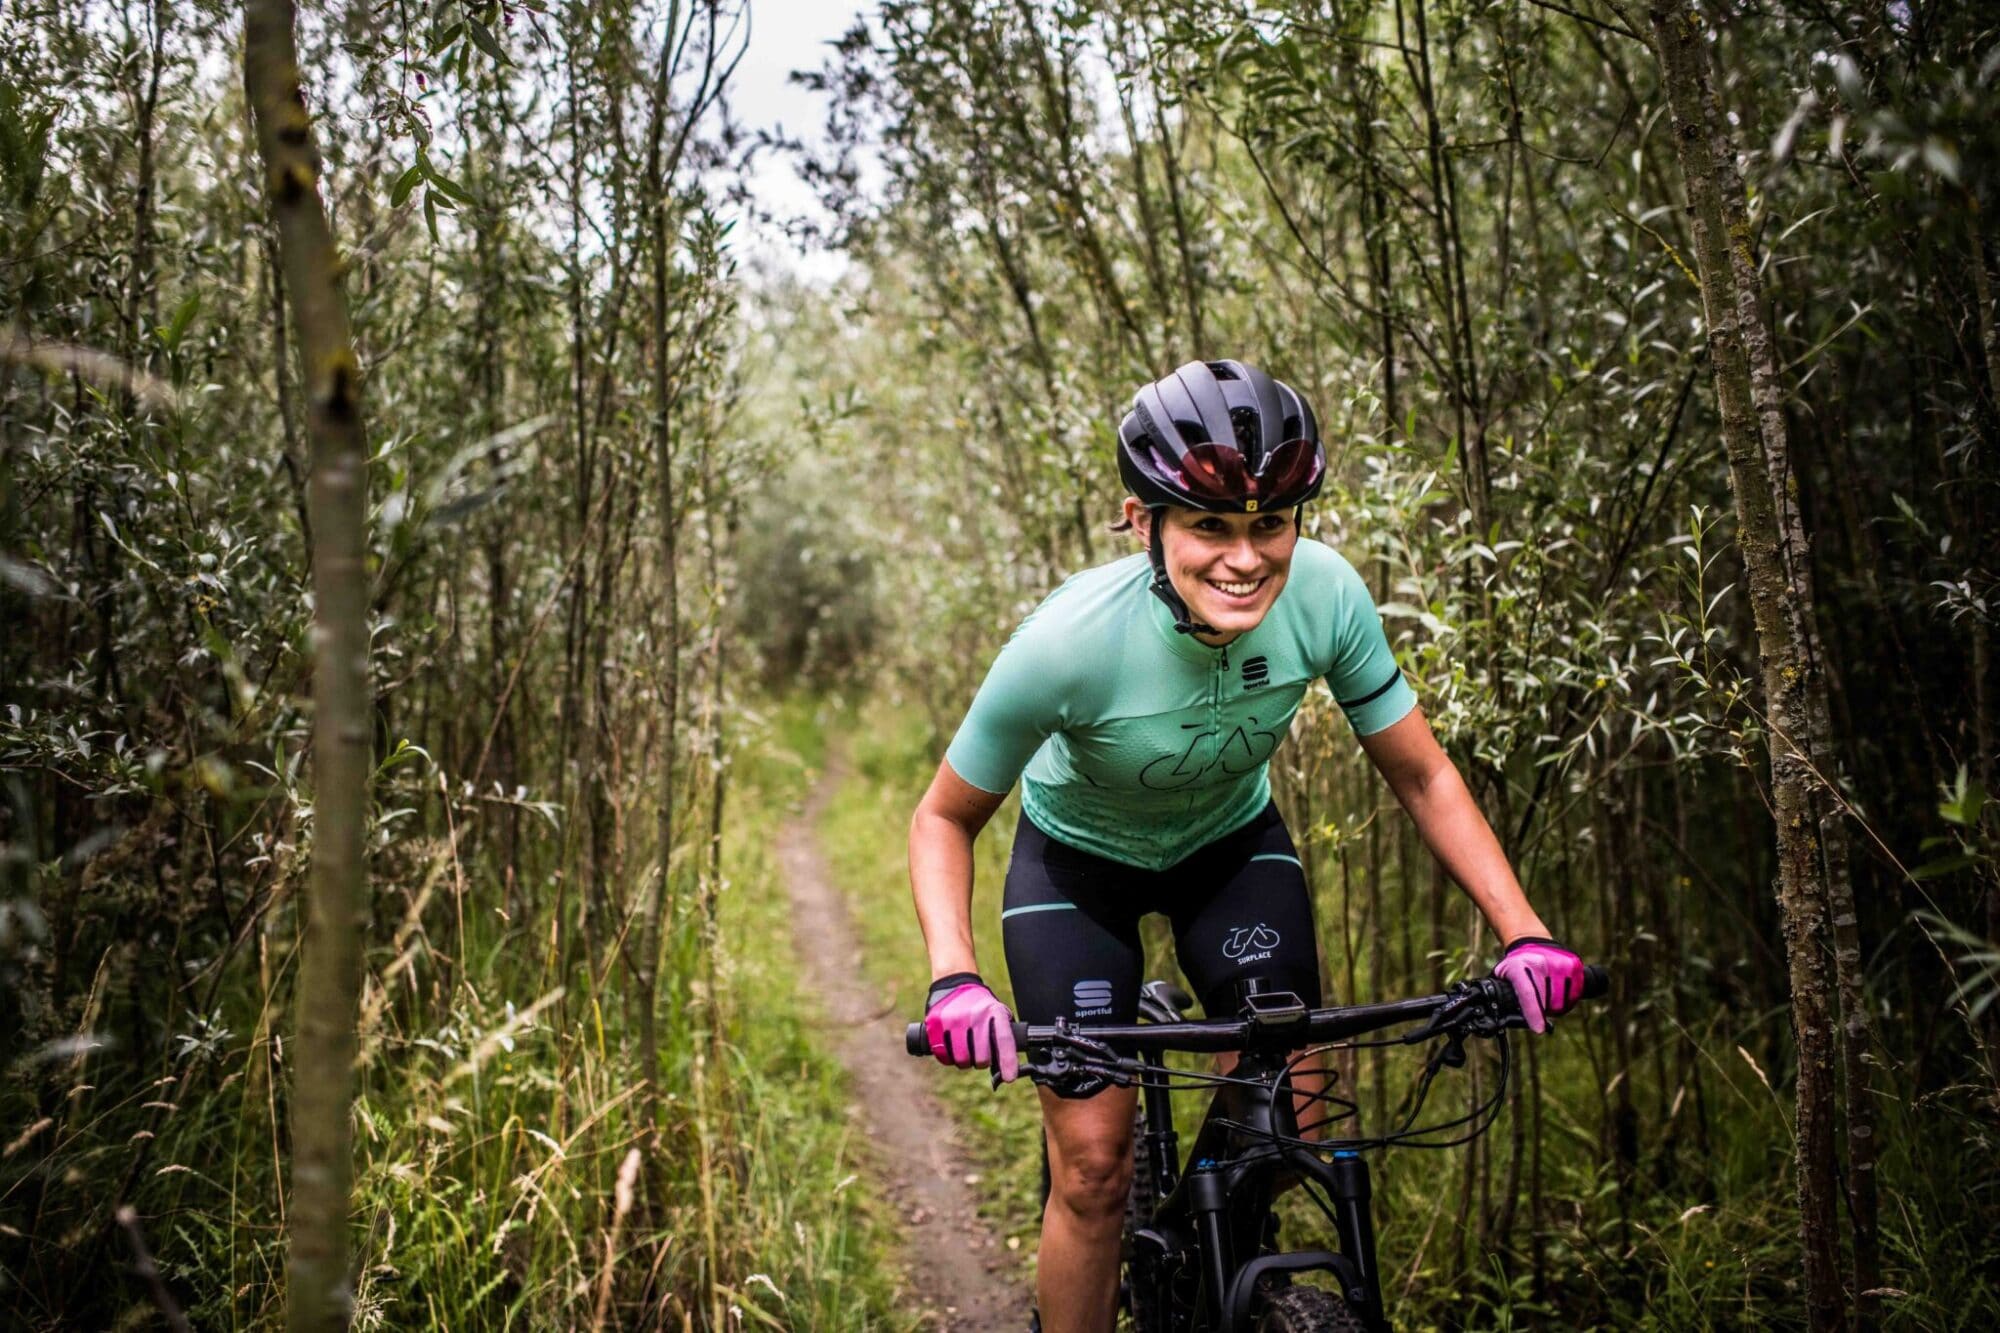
[1138,979,1195,1023]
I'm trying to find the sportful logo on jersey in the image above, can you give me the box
[1072,979,1115,1017]
[1222,923,1281,966]
[1241,655,1270,687]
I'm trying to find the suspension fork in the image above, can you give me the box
[1188,1167,1233,1327]
[1289,1148,1387,1326]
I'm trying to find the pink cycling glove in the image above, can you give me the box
[1494,937,1585,1035]
[923,972,1019,1081]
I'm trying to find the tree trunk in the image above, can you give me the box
[1702,68,1881,1317]
[639,47,681,1216]
[245,3,373,1327]
[1647,5,1845,1326]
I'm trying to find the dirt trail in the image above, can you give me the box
[779,764,1028,1332]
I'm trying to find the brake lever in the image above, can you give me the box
[1001,1030,1139,1093]
[1405,978,1526,1045]
[1425,1033,1467,1075]
[1402,980,1482,1044]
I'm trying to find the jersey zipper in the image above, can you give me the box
[1214,642,1227,731]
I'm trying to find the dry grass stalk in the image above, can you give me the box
[590,1146,644,1332]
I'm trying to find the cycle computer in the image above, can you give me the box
[1239,989,1307,1028]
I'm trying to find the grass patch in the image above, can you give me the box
[11,694,915,1331]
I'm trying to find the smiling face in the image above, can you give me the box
[1126,498,1300,645]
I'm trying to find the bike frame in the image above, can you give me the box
[1127,1033,1389,1332]
[905,967,1605,1332]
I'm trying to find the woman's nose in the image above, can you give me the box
[1222,534,1262,571]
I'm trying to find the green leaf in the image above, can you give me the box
[467,17,509,65]
[424,164,474,206]
[1939,769,1987,827]
[1911,852,1976,881]
[428,20,463,54]
[390,164,424,208]
[156,292,200,350]
[424,189,440,244]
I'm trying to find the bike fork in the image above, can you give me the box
[1324,1150,1387,1328]
[1188,1169,1233,1328]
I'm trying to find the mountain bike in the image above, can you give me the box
[906,966,1608,1331]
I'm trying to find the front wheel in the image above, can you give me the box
[1121,1105,1165,1332]
[1253,1283,1365,1332]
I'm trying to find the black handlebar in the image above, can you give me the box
[904,964,1610,1058]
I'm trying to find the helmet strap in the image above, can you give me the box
[1145,508,1216,637]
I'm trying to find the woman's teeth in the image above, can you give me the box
[1208,578,1263,598]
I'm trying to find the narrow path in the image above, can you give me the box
[779,763,1028,1332]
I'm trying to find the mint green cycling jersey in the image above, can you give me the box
[944,539,1418,870]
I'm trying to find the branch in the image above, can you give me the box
[1524,0,1646,42]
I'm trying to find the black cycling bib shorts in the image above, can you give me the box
[1000,801,1324,1026]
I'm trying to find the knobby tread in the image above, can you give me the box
[1253,1283,1366,1332]
[1122,1106,1166,1332]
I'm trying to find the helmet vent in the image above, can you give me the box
[1281,413,1302,441]
[1230,407,1261,452]
[1173,418,1209,444]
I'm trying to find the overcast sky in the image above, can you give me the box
[723,0,876,280]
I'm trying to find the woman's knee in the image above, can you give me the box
[1048,1127,1134,1221]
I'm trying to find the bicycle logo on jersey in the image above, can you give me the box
[1138,719,1280,790]
[1222,923,1282,965]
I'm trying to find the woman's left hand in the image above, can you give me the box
[1494,937,1586,1034]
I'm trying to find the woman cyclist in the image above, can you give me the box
[909,360,1585,1333]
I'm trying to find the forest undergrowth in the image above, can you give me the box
[1,699,914,1330]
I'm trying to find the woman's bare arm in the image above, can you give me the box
[909,760,1010,980]
[1358,708,1551,945]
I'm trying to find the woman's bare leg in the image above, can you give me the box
[1036,1083,1138,1333]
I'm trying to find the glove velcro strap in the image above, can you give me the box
[1501,935,1560,955]
[926,971,985,1012]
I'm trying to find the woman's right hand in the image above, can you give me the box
[923,973,1019,1081]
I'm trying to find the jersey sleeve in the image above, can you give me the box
[943,605,1070,795]
[1322,550,1418,736]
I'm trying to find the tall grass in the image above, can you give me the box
[2,697,913,1330]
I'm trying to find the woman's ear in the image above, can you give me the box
[1122,496,1150,544]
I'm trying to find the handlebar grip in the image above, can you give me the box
[1582,964,1610,1000]
[905,1020,1034,1057]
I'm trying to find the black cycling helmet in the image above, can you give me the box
[1117,359,1326,634]
[1117,359,1325,515]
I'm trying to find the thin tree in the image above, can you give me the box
[636,0,745,1201]
[245,2,373,1327]
[1642,2,1844,1326]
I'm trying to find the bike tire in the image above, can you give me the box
[1121,1104,1166,1333]
[1253,1283,1365,1333]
